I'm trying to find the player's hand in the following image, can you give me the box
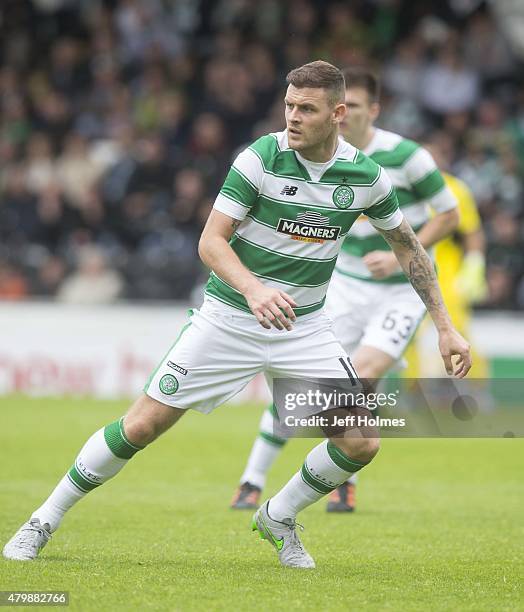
[363,251,401,279]
[437,327,472,378]
[244,282,297,331]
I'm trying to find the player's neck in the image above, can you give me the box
[352,126,375,151]
[298,130,339,163]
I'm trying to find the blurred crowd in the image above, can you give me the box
[0,0,523,307]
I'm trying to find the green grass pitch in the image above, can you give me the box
[0,396,522,611]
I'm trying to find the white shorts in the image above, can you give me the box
[145,297,358,413]
[325,271,426,360]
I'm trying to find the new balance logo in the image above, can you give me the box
[280,186,298,196]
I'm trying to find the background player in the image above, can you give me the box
[231,68,460,513]
[403,130,488,379]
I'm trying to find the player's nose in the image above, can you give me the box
[288,108,301,123]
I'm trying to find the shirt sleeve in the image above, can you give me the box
[213,146,264,221]
[365,167,404,230]
[406,146,457,213]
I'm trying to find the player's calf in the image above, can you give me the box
[254,436,375,567]
[2,395,185,561]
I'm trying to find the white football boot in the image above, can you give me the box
[252,501,315,569]
[3,518,52,561]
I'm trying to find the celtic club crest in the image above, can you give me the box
[332,185,354,209]
[159,374,179,395]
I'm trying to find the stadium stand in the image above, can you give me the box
[0,0,522,306]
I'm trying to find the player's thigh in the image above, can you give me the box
[144,302,265,414]
[351,344,397,380]
[270,314,381,452]
[361,287,426,361]
[269,311,359,381]
[324,272,370,354]
[269,311,361,434]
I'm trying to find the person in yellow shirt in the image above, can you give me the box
[404,131,488,377]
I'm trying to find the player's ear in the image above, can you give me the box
[333,102,347,125]
[370,102,380,122]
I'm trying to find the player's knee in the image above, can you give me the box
[122,394,184,446]
[355,436,380,462]
[333,436,380,463]
[122,415,158,447]
[364,437,381,460]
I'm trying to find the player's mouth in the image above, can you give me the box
[288,127,302,136]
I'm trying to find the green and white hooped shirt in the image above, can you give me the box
[207,130,402,316]
[337,128,457,284]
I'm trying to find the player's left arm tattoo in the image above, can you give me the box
[231,219,241,232]
[378,219,451,329]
